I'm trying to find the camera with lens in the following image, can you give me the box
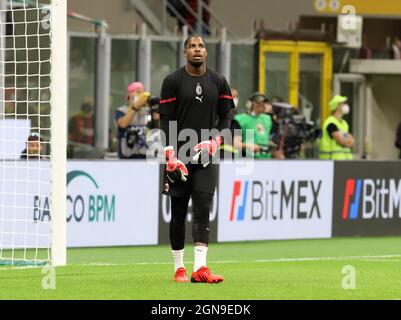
[125,127,141,148]
[270,102,322,159]
[147,96,160,112]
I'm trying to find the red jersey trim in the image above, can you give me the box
[219,95,234,100]
[160,97,177,104]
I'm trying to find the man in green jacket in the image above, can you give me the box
[319,95,354,160]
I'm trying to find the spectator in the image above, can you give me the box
[392,37,401,60]
[185,0,211,35]
[167,0,186,30]
[395,121,401,159]
[231,88,239,109]
[20,133,44,159]
[68,98,94,145]
[234,93,274,159]
[115,82,150,159]
[319,95,354,160]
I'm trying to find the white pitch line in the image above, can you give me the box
[254,254,401,263]
[81,254,401,267]
[356,259,400,262]
[1,254,400,271]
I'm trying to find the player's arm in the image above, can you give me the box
[159,76,178,148]
[216,77,235,132]
[160,114,189,182]
[232,120,256,152]
[159,76,188,182]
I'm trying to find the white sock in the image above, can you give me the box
[193,246,208,272]
[172,249,185,272]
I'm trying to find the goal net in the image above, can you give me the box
[0,0,66,267]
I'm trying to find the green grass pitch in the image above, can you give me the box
[1,237,400,300]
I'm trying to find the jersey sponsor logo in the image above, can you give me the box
[342,178,401,220]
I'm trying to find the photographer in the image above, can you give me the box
[234,93,275,159]
[265,100,285,159]
[115,82,158,159]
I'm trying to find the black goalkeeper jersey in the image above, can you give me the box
[159,67,234,146]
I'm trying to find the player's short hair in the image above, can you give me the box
[184,36,207,49]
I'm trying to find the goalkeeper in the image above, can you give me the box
[159,36,234,284]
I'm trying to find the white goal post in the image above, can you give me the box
[0,0,67,267]
[50,0,67,267]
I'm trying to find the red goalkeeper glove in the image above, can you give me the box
[164,146,189,183]
[192,136,222,168]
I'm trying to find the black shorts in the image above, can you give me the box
[162,163,218,197]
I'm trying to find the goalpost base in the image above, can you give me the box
[0,260,47,267]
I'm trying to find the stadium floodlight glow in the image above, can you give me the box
[0,0,67,267]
